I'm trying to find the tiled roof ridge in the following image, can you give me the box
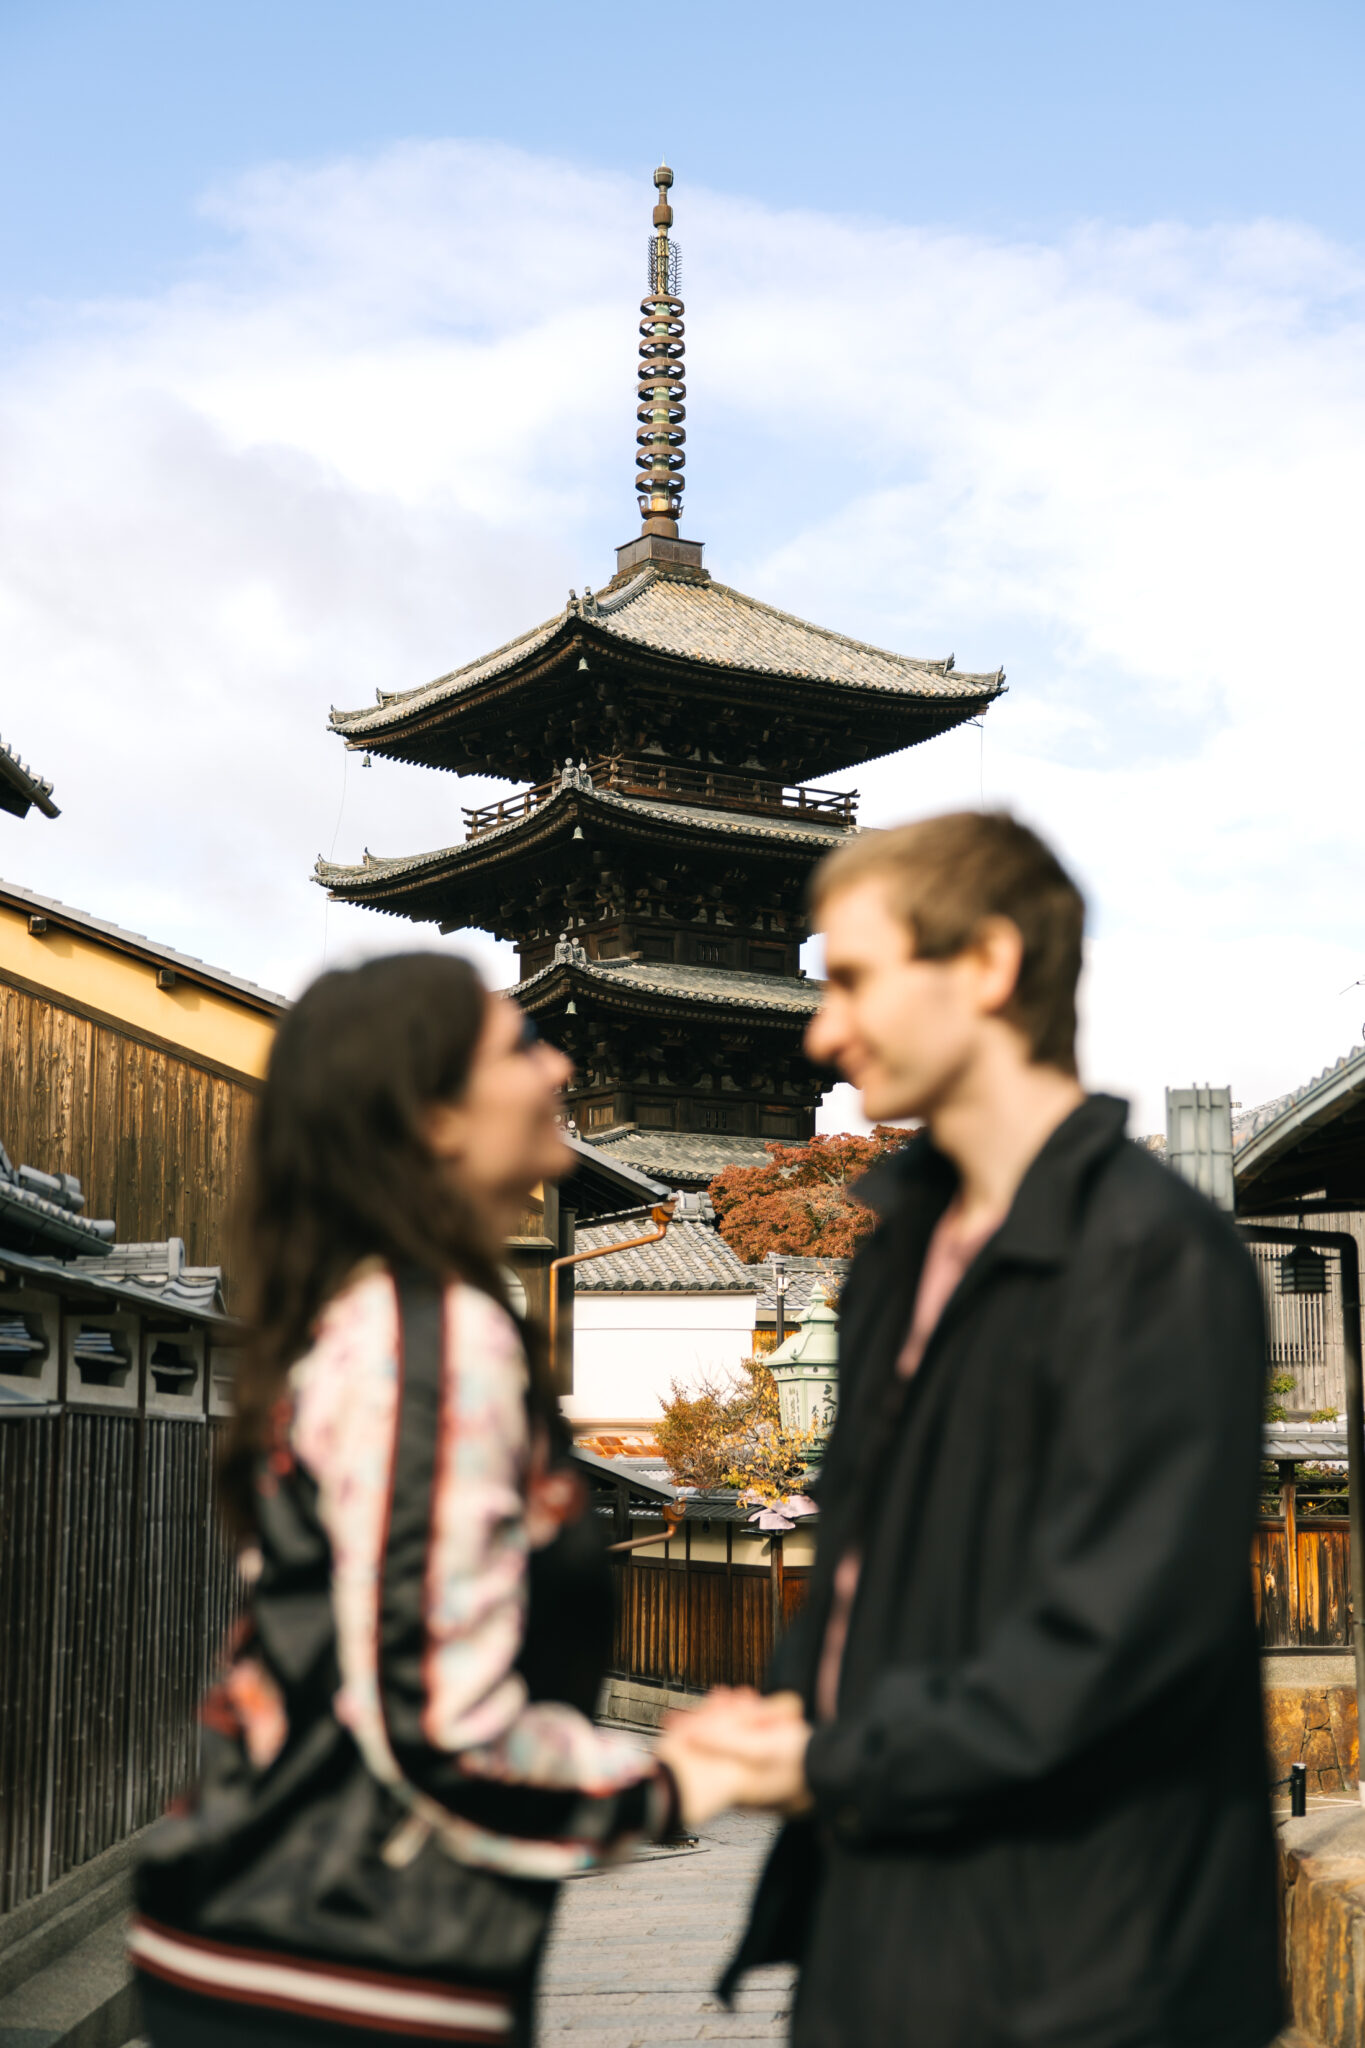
[512,954,823,1015]
[328,567,1005,738]
[0,877,287,1012]
[1233,1041,1365,1150]
[314,785,850,890]
[331,604,569,728]
[588,566,655,616]
[571,1211,760,1293]
[590,1126,766,1148]
[591,563,998,684]
[0,735,59,818]
[757,1250,854,1271]
[698,576,999,686]
[583,1128,779,1188]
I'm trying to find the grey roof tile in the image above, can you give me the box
[573,1216,758,1293]
[753,1254,853,1318]
[1234,1045,1365,1151]
[1263,1423,1348,1462]
[315,785,849,894]
[329,566,1002,737]
[514,956,823,1017]
[588,570,1001,697]
[67,1239,227,1316]
[0,878,286,1011]
[586,1130,779,1186]
[0,1242,231,1324]
[333,610,566,732]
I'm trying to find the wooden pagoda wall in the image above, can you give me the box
[0,979,259,1299]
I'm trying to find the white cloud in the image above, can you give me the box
[1,140,1362,1132]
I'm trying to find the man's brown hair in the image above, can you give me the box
[810,810,1086,1074]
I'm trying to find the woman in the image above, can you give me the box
[130,954,732,2047]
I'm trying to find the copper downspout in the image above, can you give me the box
[549,1199,675,1375]
[549,1199,678,1552]
[607,1501,685,1554]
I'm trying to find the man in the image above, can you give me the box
[659,811,1280,2048]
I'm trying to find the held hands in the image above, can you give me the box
[655,1686,814,1832]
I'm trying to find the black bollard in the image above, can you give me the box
[1290,1762,1308,1818]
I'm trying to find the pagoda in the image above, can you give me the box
[317,167,1004,1188]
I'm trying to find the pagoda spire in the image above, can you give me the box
[636,163,686,538]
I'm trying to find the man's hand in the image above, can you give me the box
[656,1687,814,1825]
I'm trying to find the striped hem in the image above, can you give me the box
[128,1917,514,2041]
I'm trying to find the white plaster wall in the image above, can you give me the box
[563,1291,757,1424]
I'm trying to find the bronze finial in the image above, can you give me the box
[636,163,685,538]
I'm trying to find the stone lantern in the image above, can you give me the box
[767,1283,839,1458]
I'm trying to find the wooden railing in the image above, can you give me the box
[463,757,857,839]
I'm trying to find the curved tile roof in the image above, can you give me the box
[316,786,849,896]
[587,1130,779,1184]
[514,955,824,1017]
[331,608,568,733]
[328,565,1002,737]
[1263,1422,1348,1463]
[1235,1046,1365,1151]
[752,1254,853,1319]
[1234,1041,1365,1190]
[572,1216,758,1293]
[591,570,1000,698]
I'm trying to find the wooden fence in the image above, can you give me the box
[609,1489,1355,1697]
[611,1553,809,1691]
[1252,1519,1349,1647]
[0,1409,241,1914]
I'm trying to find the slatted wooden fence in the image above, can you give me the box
[0,1410,241,1914]
[1252,1521,1351,1647]
[610,1502,1354,1693]
[611,1554,810,1691]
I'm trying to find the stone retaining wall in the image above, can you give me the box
[1264,1657,1359,1797]
[1279,1807,1365,2048]
[599,1676,700,1730]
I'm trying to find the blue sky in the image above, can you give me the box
[4,0,1362,307]
[1,2,1362,1134]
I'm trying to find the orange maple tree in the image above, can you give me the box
[709,1127,913,1263]
[654,1356,819,1499]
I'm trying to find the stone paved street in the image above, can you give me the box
[539,1812,794,2046]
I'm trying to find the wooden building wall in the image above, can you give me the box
[0,980,259,1295]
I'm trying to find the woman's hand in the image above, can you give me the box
[656,1687,814,1823]
[655,1730,760,1830]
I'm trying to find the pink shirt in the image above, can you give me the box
[813,1200,1003,1725]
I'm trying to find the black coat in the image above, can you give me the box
[723,1095,1281,2048]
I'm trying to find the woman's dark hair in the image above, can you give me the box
[222,951,514,1532]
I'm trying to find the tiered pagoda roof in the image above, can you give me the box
[317,164,1003,1187]
[515,936,823,1026]
[329,567,1001,783]
[319,768,851,932]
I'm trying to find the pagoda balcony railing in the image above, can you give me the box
[462,756,858,840]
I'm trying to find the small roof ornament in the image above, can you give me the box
[636,163,686,539]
